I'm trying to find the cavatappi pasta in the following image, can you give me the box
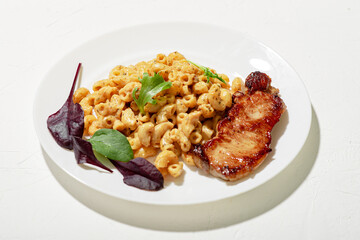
[73,52,244,178]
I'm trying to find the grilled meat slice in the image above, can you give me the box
[192,72,286,181]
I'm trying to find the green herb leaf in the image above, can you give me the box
[93,150,114,169]
[132,72,172,114]
[89,129,133,162]
[187,60,227,84]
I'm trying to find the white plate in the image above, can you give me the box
[34,22,311,205]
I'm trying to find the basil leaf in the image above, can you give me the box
[89,129,133,162]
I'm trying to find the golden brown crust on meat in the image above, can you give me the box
[245,71,272,94]
[192,72,286,181]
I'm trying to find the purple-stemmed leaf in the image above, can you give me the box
[72,136,113,173]
[46,64,165,191]
[111,158,164,191]
[47,63,84,150]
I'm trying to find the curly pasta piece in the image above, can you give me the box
[168,162,183,178]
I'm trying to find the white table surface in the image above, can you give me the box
[1,0,359,239]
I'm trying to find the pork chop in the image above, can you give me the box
[192,71,286,181]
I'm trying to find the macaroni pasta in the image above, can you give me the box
[75,52,243,178]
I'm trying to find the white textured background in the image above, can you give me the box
[1,0,360,239]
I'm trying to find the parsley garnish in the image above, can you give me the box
[187,60,227,84]
[132,72,172,114]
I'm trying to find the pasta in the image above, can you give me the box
[75,52,244,179]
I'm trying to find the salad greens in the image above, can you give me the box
[87,131,164,190]
[47,63,84,150]
[111,158,164,191]
[93,150,111,167]
[72,136,113,172]
[89,129,133,162]
[132,72,172,114]
[187,60,227,84]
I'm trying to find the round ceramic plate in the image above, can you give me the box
[34,22,311,205]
